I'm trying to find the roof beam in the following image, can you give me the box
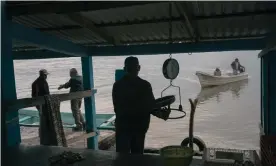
[13,50,69,60]
[174,2,200,42]
[7,2,159,16]
[13,46,41,51]
[81,34,266,46]
[13,38,267,60]
[12,35,267,50]
[39,25,82,31]
[86,38,266,56]
[66,13,119,45]
[11,21,88,57]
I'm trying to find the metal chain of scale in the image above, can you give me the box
[168,1,173,60]
[160,2,185,120]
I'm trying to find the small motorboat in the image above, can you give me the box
[195,71,249,88]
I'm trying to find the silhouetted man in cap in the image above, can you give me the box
[32,69,50,111]
[112,56,157,154]
[31,69,50,140]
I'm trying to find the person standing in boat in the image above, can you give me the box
[31,69,50,140]
[231,58,245,75]
[58,68,85,131]
[112,56,157,154]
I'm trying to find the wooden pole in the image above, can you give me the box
[188,98,198,149]
[2,2,21,147]
[81,56,98,150]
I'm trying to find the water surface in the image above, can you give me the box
[14,51,261,150]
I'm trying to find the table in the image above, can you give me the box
[4,145,204,166]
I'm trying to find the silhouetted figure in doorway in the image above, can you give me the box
[112,56,157,154]
[31,69,50,142]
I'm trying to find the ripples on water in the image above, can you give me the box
[14,51,261,150]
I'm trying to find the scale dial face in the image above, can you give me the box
[162,58,180,80]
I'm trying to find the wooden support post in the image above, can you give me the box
[1,2,21,147]
[81,56,98,149]
[259,45,276,135]
[258,38,276,165]
[261,54,269,134]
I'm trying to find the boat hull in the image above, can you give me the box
[196,79,248,104]
[19,109,115,131]
[196,71,249,88]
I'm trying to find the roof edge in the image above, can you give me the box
[258,45,276,58]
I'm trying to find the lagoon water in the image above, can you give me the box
[14,51,261,150]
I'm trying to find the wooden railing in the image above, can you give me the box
[3,89,97,111]
[3,89,98,144]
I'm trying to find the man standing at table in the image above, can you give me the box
[112,56,157,154]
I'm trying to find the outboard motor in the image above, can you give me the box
[239,66,245,73]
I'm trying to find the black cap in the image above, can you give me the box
[39,69,49,75]
[124,56,139,67]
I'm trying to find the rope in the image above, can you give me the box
[169,1,173,59]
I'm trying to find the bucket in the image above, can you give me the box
[160,146,194,166]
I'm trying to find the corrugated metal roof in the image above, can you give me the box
[190,1,275,16]
[197,15,269,38]
[13,14,76,29]
[104,21,190,43]
[9,1,276,51]
[80,2,177,24]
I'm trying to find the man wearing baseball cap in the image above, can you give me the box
[32,69,50,101]
[112,56,157,154]
[31,69,50,142]
[58,68,85,131]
